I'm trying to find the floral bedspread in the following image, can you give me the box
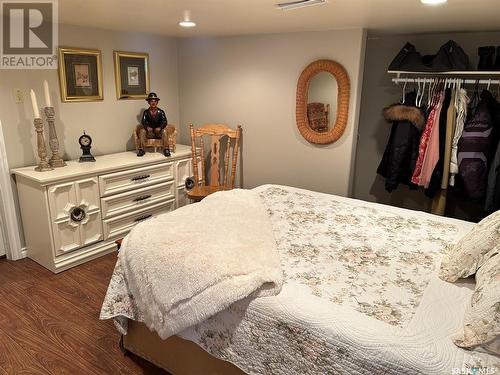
[101,185,499,374]
[257,186,459,326]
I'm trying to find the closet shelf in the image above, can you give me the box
[388,70,500,76]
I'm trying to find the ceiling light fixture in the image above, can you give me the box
[277,0,327,11]
[178,20,196,28]
[420,0,447,5]
[179,10,196,28]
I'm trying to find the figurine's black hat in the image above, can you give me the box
[146,92,160,101]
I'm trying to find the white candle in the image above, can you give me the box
[30,89,40,118]
[43,80,51,107]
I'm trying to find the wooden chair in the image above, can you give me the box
[307,102,330,133]
[187,123,242,201]
[133,124,177,153]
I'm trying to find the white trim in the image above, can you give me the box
[0,120,24,260]
[0,213,7,257]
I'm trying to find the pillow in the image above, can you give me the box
[439,210,500,282]
[454,251,500,355]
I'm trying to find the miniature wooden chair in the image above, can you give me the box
[307,103,330,133]
[187,123,242,202]
[133,124,177,153]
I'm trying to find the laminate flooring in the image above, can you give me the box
[0,252,168,374]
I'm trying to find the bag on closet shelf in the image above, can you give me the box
[422,40,471,72]
[388,42,430,71]
[388,40,471,72]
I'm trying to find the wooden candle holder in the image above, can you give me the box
[44,107,66,168]
[33,118,53,172]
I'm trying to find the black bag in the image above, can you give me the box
[388,40,471,72]
[423,40,471,72]
[388,42,429,71]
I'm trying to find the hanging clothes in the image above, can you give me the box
[449,88,470,186]
[482,89,500,160]
[411,93,444,185]
[413,91,445,187]
[426,88,453,195]
[484,89,500,212]
[430,88,457,215]
[441,88,457,189]
[377,94,425,192]
[486,143,500,212]
[458,97,494,199]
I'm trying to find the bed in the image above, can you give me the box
[101,185,499,374]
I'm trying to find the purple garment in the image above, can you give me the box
[458,100,493,199]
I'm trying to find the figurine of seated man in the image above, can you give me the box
[137,92,171,157]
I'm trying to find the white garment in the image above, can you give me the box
[449,88,469,186]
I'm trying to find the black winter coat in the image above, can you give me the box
[377,104,425,192]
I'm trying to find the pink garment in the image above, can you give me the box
[411,92,443,185]
[418,93,445,188]
[419,95,444,189]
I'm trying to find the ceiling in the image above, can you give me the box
[59,0,500,37]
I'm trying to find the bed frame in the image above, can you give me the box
[122,320,246,375]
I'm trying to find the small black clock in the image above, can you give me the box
[78,131,96,162]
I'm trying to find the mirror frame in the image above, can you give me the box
[296,59,350,144]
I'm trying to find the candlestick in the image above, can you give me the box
[33,118,53,172]
[43,80,51,107]
[44,107,66,168]
[30,89,40,118]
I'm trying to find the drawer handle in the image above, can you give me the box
[70,207,86,222]
[131,174,151,181]
[135,214,152,222]
[133,194,152,202]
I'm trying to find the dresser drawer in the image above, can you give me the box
[99,163,174,197]
[101,181,174,219]
[102,198,175,240]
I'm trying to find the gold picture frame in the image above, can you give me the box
[58,47,103,102]
[114,51,150,100]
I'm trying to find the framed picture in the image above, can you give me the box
[58,47,103,102]
[113,51,150,99]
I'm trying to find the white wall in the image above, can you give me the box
[1,25,368,253]
[0,24,179,169]
[178,29,366,196]
[0,24,179,250]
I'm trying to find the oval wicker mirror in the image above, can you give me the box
[296,59,350,144]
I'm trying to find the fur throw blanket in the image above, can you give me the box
[110,189,283,339]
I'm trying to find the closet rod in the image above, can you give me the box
[392,78,500,85]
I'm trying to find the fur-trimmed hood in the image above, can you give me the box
[383,104,425,131]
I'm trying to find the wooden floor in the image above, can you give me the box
[0,252,169,375]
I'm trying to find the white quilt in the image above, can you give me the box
[100,189,282,339]
[101,185,500,374]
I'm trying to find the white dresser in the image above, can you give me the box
[11,145,195,273]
